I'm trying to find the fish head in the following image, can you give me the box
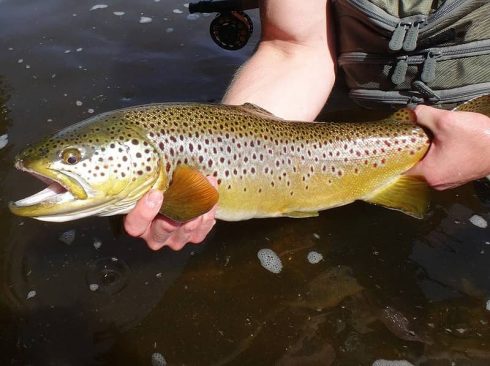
[9,114,166,221]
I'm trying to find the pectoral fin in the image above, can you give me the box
[364,175,429,219]
[159,166,219,222]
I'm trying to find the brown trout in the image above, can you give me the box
[9,95,489,222]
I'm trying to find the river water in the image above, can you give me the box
[0,1,489,365]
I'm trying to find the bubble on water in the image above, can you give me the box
[25,64,31,69]
[75,100,83,106]
[89,283,99,292]
[93,238,102,249]
[64,49,71,54]
[186,13,199,20]
[173,9,183,14]
[486,299,490,311]
[139,16,153,24]
[76,48,83,52]
[17,59,23,63]
[90,4,108,11]
[183,3,189,8]
[88,108,95,114]
[469,215,487,228]
[165,27,174,33]
[372,360,414,366]
[0,134,8,150]
[59,229,76,245]
[307,251,323,264]
[257,249,283,274]
[151,352,167,366]
[113,11,125,16]
[26,290,37,300]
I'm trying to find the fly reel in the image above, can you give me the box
[210,11,253,50]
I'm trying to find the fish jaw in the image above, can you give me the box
[9,147,166,222]
[8,157,97,220]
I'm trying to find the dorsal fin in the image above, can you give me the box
[240,103,282,119]
[159,165,219,222]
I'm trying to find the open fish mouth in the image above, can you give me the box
[9,160,88,218]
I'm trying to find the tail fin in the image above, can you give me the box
[453,94,490,116]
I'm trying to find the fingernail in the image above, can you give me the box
[146,190,162,209]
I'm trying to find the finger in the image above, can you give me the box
[145,216,182,250]
[124,190,163,237]
[189,205,217,243]
[413,105,448,131]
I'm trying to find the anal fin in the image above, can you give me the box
[364,175,430,219]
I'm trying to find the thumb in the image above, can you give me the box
[413,105,447,131]
[124,190,163,237]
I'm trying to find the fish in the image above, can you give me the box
[9,95,489,222]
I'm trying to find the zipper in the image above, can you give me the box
[420,0,471,35]
[338,39,490,66]
[349,82,490,105]
[339,40,490,85]
[341,0,473,51]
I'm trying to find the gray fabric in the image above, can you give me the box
[332,0,490,106]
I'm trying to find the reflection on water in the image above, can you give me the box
[0,0,489,365]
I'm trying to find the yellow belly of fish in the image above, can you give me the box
[215,148,426,221]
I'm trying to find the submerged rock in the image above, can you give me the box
[294,266,363,310]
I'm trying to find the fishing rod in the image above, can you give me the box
[188,0,259,50]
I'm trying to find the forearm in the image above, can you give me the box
[223,0,335,121]
[223,41,335,121]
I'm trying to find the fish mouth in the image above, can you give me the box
[9,159,89,219]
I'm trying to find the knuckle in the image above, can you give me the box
[147,240,165,251]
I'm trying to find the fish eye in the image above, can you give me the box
[61,148,82,165]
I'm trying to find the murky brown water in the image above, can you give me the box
[1,1,490,365]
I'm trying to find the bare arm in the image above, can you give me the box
[223,0,335,121]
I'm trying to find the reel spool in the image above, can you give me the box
[209,11,253,50]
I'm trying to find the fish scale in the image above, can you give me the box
[10,95,489,222]
[119,103,429,220]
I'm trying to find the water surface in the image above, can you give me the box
[0,1,489,365]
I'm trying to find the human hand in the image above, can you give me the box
[124,177,218,250]
[408,105,490,190]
